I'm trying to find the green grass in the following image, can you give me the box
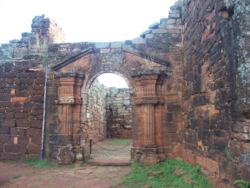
[234,179,249,188]
[26,158,58,169]
[104,138,132,145]
[122,159,212,188]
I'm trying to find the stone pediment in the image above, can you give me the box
[52,47,170,73]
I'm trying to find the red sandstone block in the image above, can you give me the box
[31,90,44,95]
[3,112,14,119]
[20,104,32,113]
[31,95,43,103]
[15,90,29,97]
[0,143,3,152]
[30,120,42,128]
[4,144,21,153]
[10,97,29,103]
[35,79,45,84]
[26,143,40,154]
[167,103,180,111]
[15,112,28,119]
[17,72,30,78]
[3,107,13,113]
[195,156,219,176]
[0,101,11,106]
[0,88,11,94]
[17,128,27,135]
[0,152,20,160]
[31,109,43,116]
[0,93,10,101]
[27,128,41,136]
[0,83,4,89]
[18,136,29,145]
[0,108,5,113]
[16,119,29,127]
[33,85,44,90]
[10,128,18,135]
[182,149,195,165]
[0,134,11,144]
[3,119,15,127]
[29,134,41,145]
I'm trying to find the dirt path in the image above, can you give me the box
[0,139,132,188]
[0,161,129,188]
[89,139,131,165]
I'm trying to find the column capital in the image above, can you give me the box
[55,72,85,79]
[131,70,167,78]
[133,96,165,105]
[55,97,82,105]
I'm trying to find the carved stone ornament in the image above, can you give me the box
[57,96,75,104]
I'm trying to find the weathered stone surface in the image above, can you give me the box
[0,0,249,187]
[0,61,44,159]
[84,80,107,143]
[106,87,132,138]
[56,146,75,165]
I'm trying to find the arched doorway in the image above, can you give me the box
[82,73,132,163]
[51,47,169,165]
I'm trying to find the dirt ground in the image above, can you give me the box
[0,161,130,188]
[0,139,132,188]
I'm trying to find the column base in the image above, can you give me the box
[73,146,85,161]
[56,145,75,165]
[131,147,165,166]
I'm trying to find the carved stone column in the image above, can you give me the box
[55,73,84,164]
[57,73,75,136]
[72,74,84,160]
[131,73,165,165]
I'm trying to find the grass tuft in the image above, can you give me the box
[233,179,249,188]
[26,158,58,169]
[122,159,212,188]
[104,138,132,145]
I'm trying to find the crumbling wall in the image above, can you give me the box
[131,1,184,158]
[106,87,132,138]
[84,80,107,143]
[0,15,64,161]
[0,61,44,159]
[180,0,250,185]
[0,15,65,60]
[0,2,249,186]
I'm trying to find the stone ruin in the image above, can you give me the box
[0,0,249,187]
[84,79,132,142]
[105,87,132,138]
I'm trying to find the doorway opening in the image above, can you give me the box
[85,73,132,164]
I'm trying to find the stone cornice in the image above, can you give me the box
[133,96,165,105]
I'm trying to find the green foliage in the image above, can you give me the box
[122,159,212,188]
[26,158,58,169]
[233,179,249,188]
[105,138,132,145]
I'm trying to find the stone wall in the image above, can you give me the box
[0,15,63,161]
[106,87,132,138]
[0,15,65,60]
[84,83,132,140]
[84,80,107,143]
[180,0,250,185]
[0,1,249,186]
[0,60,44,159]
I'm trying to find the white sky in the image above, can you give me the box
[0,0,176,87]
[0,0,176,44]
[97,73,128,88]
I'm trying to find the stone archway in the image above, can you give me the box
[81,70,133,138]
[51,47,169,165]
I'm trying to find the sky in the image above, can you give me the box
[0,0,176,44]
[0,0,176,87]
[97,73,128,88]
